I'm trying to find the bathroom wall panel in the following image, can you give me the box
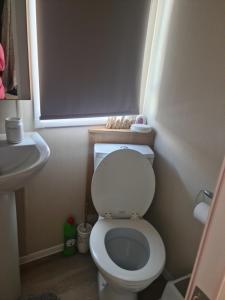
[143,0,225,277]
[11,100,90,256]
[20,126,89,255]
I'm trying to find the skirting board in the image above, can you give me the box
[20,245,174,284]
[20,243,64,265]
[162,268,174,281]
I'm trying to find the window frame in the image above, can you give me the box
[26,0,153,128]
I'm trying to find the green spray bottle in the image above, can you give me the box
[63,216,77,256]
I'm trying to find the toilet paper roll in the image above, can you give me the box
[193,202,210,224]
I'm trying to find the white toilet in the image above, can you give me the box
[90,143,166,300]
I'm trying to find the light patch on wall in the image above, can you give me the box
[26,0,40,125]
[154,123,216,198]
[143,0,174,121]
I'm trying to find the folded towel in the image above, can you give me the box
[0,77,5,99]
[0,43,5,71]
[0,43,5,99]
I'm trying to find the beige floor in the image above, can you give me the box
[21,253,166,300]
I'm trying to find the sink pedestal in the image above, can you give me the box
[0,192,21,299]
[0,132,50,299]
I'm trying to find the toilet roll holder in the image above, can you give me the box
[193,189,213,225]
[195,189,213,206]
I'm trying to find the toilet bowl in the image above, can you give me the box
[90,144,166,300]
[91,218,165,297]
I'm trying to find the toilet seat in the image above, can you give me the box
[91,149,155,218]
[90,218,165,291]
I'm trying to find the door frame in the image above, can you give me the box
[185,157,225,299]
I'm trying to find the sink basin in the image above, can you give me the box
[0,132,50,191]
[0,132,50,300]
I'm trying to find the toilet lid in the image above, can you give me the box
[91,149,155,218]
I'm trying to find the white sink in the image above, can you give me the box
[0,132,50,300]
[0,132,50,191]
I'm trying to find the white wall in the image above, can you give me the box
[144,0,225,277]
[0,102,17,133]
[14,101,90,255]
[21,127,89,254]
[0,100,89,255]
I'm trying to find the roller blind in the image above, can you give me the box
[15,0,30,99]
[36,0,150,120]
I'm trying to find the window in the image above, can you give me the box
[27,0,150,128]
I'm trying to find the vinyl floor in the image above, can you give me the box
[21,253,166,300]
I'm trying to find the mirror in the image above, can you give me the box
[0,0,30,100]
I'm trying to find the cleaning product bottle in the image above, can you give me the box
[63,216,77,256]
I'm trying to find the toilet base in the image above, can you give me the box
[98,272,137,300]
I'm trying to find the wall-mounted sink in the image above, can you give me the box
[0,132,50,191]
[0,132,50,300]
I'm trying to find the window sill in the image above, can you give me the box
[34,117,108,129]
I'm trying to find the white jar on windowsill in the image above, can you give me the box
[5,117,24,144]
